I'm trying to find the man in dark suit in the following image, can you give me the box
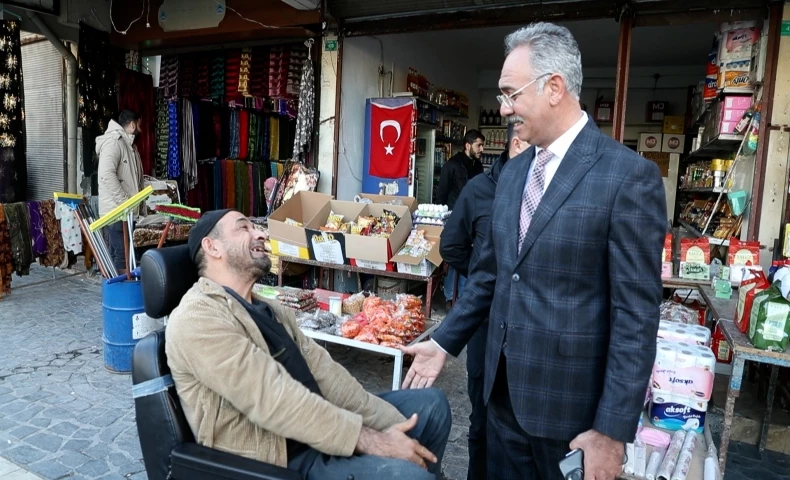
[402,22,666,480]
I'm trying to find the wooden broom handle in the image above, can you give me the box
[157,220,173,249]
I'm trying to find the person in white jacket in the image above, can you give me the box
[96,110,144,272]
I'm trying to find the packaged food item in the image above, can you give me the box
[680,238,711,280]
[397,229,436,259]
[748,282,790,352]
[728,238,761,284]
[712,322,732,364]
[659,301,699,325]
[285,218,303,227]
[736,269,769,333]
[320,211,344,231]
[342,292,366,315]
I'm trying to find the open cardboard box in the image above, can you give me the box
[304,200,366,265]
[268,191,332,259]
[344,204,412,265]
[359,193,418,213]
[391,226,444,276]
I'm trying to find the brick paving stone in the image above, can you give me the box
[26,459,71,480]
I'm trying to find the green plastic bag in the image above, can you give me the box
[749,281,790,352]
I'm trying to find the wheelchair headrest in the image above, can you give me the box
[140,245,199,318]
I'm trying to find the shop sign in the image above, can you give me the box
[325,39,338,51]
[782,21,790,36]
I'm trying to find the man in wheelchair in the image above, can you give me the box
[165,209,452,479]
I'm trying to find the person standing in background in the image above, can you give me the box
[403,22,666,480]
[439,123,527,479]
[96,110,144,272]
[435,129,485,308]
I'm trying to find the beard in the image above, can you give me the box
[226,243,272,280]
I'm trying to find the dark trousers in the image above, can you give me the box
[466,321,488,480]
[487,356,571,480]
[288,388,452,480]
[106,222,127,272]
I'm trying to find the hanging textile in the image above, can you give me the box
[293,41,315,161]
[229,110,240,159]
[239,110,249,160]
[238,48,251,97]
[213,159,223,210]
[210,52,225,103]
[223,160,235,209]
[0,20,26,203]
[248,163,255,216]
[248,113,259,162]
[55,200,82,255]
[27,202,47,257]
[249,47,269,98]
[269,117,280,160]
[160,55,180,99]
[155,95,169,178]
[78,23,118,132]
[261,115,271,161]
[225,49,242,103]
[181,99,197,190]
[180,54,196,98]
[118,68,155,175]
[0,204,13,297]
[39,200,65,268]
[268,46,289,98]
[196,55,211,99]
[5,202,32,276]
[167,100,181,179]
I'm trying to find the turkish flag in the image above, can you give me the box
[369,102,413,179]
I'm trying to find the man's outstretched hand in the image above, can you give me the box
[400,341,447,389]
[355,414,437,469]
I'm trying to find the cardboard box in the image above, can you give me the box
[722,95,752,110]
[359,193,418,213]
[268,191,332,259]
[661,134,685,154]
[722,108,747,122]
[392,226,444,276]
[344,204,413,264]
[304,200,366,265]
[638,133,663,152]
[663,116,685,134]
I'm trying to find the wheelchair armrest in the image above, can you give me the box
[171,443,302,480]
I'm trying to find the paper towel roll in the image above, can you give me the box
[691,331,711,346]
[671,431,697,480]
[704,456,719,480]
[696,351,717,373]
[657,430,687,480]
[646,451,665,480]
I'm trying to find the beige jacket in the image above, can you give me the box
[165,278,406,467]
[96,120,144,216]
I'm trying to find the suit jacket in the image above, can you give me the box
[432,121,667,443]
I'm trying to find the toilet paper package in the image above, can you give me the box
[657,321,712,346]
[649,394,706,434]
[652,342,715,401]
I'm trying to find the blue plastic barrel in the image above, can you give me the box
[102,279,144,373]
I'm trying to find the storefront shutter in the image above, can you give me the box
[22,37,65,201]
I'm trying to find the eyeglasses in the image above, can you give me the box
[496,73,551,108]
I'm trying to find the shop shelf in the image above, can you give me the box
[679,220,730,246]
[684,134,744,160]
[679,187,729,193]
[436,134,464,146]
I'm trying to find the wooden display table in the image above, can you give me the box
[697,286,790,476]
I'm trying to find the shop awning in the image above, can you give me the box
[332,0,773,36]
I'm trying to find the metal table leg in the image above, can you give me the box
[393,351,404,391]
[759,364,780,452]
[425,276,433,318]
[719,355,745,475]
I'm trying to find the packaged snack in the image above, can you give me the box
[736,269,769,333]
[285,218,303,227]
[342,292,366,315]
[748,282,790,352]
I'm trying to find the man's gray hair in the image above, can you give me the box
[505,22,583,100]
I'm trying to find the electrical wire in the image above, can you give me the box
[223,4,280,29]
[110,0,146,35]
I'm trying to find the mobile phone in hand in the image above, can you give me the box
[559,449,584,480]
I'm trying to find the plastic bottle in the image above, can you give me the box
[742,111,760,156]
[768,260,782,283]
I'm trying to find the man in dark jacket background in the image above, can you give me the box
[436,129,485,307]
[439,123,527,480]
[435,130,485,210]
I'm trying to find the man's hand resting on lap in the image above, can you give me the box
[400,341,447,389]
[355,414,437,469]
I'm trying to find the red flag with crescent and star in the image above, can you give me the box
[368,102,413,179]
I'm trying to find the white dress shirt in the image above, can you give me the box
[525,111,589,194]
